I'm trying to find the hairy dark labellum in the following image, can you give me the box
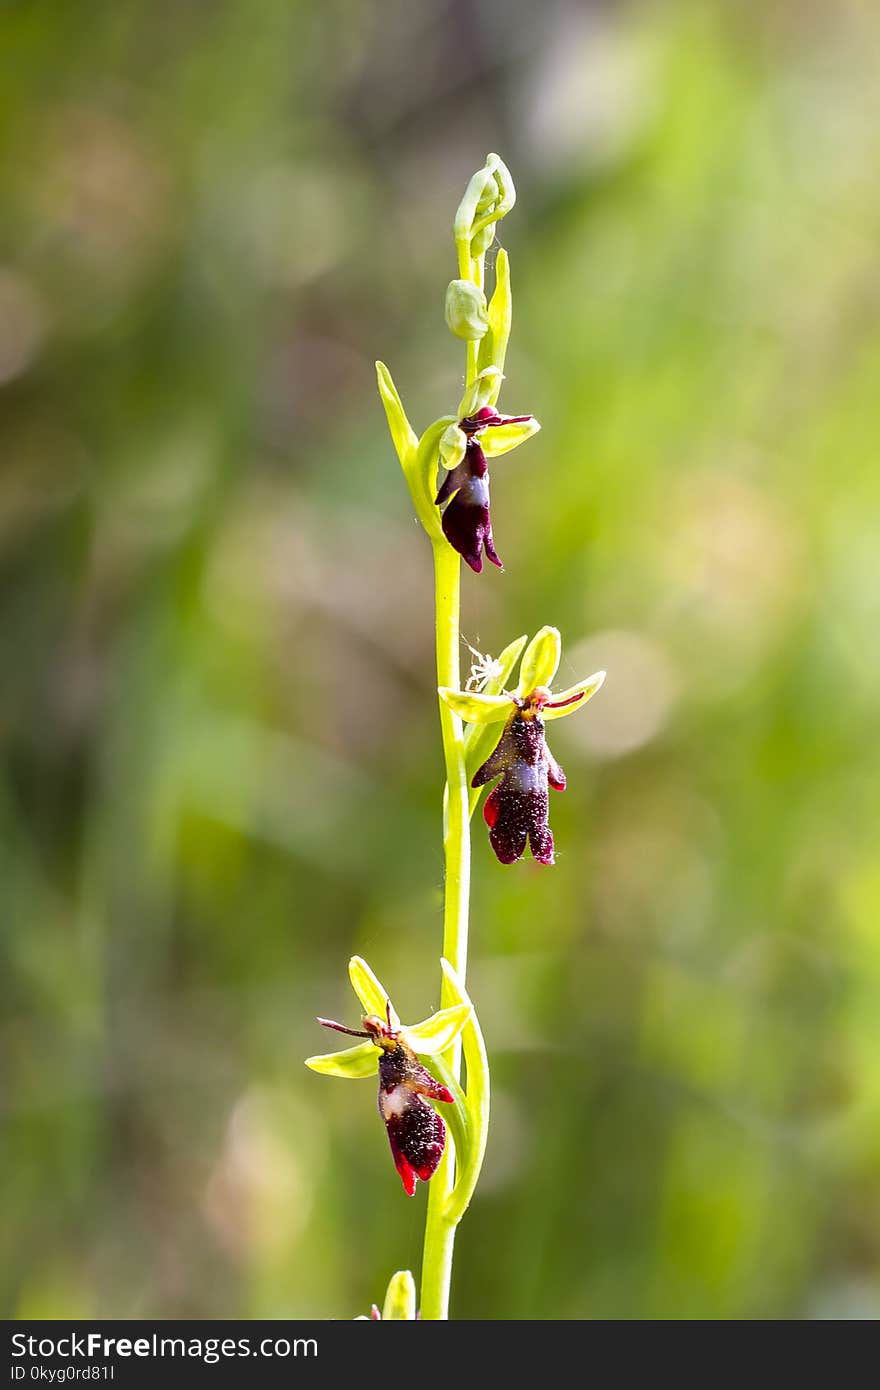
[317,1006,454,1195]
[434,406,532,574]
[472,691,569,865]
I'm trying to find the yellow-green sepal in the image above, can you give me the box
[542,670,607,719]
[439,688,512,724]
[481,417,540,458]
[382,1270,417,1320]
[518,625,561,695]
[404,1002,472,1056]
[305,1041,378,1079]
[348,955,395,1022]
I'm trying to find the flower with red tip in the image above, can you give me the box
[439,626,605,865]
[306,957,471,1196]
[434,370,539,573]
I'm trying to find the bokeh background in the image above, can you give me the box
[3,0,880,1320]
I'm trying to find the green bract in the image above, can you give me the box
[477,247,512,380]
[375,361,447,543]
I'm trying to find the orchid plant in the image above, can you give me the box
[306,154,605,1319]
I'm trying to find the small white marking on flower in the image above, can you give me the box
[380,1086,411,1119]
[465,643,504,692]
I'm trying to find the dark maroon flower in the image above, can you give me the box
[472,688,568,865]
[434,405,536,574]
[315,1005,455,1196]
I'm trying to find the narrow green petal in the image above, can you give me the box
[477,246,512,380]
[480,417,540,458]
[404,1002,472,1056]
[349,955,391,1018]
[305,1041,378,1079]
[542,670,607,720]
[458,366,503,419]
[382,1270,417,1321]
[438,688,512,724]
[518,626,562,695]
[375,362,417,467]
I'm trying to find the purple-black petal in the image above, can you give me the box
[435,440,502,573]
[473,713,564,865]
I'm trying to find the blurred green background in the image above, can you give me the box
[3,0,880,1320]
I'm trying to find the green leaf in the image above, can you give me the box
[382,1270,417,1321]
[404,1002,472,1055]
[477,246,512,380]
[518,625,562,695]
[481,417,540,458]
[375,362,417,467]
[438,688,512,724]
[305,1041,378,1079]
[543,670,606,720]
[348,955,392,1019]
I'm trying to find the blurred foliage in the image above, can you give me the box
[2,0,880,1320]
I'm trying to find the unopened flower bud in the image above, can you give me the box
[445,279,489,340]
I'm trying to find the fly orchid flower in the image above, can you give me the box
[434,368,540,573]
[306,957,471,1196]
[439,626,605,865]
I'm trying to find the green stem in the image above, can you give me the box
[420,540,471,1320]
